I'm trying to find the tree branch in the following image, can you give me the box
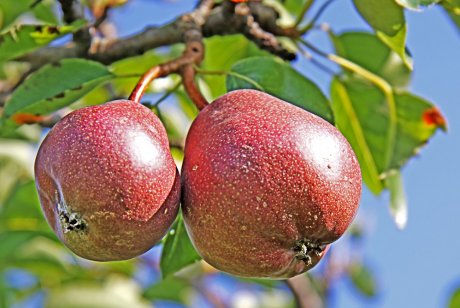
[18,2,295,69]
[57,0,91,45]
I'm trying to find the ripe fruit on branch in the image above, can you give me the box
[35,100,180,261]
[181,89,362,279]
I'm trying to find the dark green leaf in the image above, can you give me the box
[385,171,407,229]
[203,35,268,98]
[143,276,190,302]
[353,0,412,69]
[160,214,201,278]
[0,21,85,64]
[330,78,444,194]
[227,57,333,123]
[331,31,411,88]
[4,59,113,117]
[449,288,460,308]
[348,262,377,297]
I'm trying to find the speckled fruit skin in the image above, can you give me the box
[35,100,180,261]
[182,89,361,279]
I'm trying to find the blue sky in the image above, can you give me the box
[111,1,460,307]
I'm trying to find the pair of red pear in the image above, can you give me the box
[35,89,361,279]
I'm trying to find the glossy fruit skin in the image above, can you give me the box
[35,100,180,261]
[182,90,361,279]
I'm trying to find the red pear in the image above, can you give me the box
[181,90,361,278]
[35,100,180,261]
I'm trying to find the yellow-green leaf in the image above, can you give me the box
[0,20,85,64]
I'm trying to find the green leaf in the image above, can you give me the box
[143,276,190,302]
[0,154,30,203]
[0,273,10,308]
[443,0,460,31]
[0,20,85,64]
[160,214,201,278]
[385,170,407,229]
[396,0,441,10]
[0,0,32,30]
[330,78,384,194]
[449,288,460,308]
[203,35,268,98]
[391,93,445,167]
[330,78,444,194]
[175,90,199,120]
[46,277,151,308]
[0,230,54,264]
[348,262,377,297]
[0,180,51,232]
[32,0,59,25]
[0,0,59,30]
[110,51,165,96]
[282,0,310,17]
[7,238,71,280]
[155,107,185,144]
[353,0,412,69]
[227,57,333,123]
[331,31,411,88]
[4,59,113,118]
[0,118,41,140]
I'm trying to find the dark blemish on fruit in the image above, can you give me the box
[293,240,324,265]
[56,191,87,233]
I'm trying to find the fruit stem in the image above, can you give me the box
[181,64,208,110]
[128,36,208,109]
[129,66,165,103]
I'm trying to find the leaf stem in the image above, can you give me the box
[294,0,315,27]
[299,0,337,34]
[296,43,336,75]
